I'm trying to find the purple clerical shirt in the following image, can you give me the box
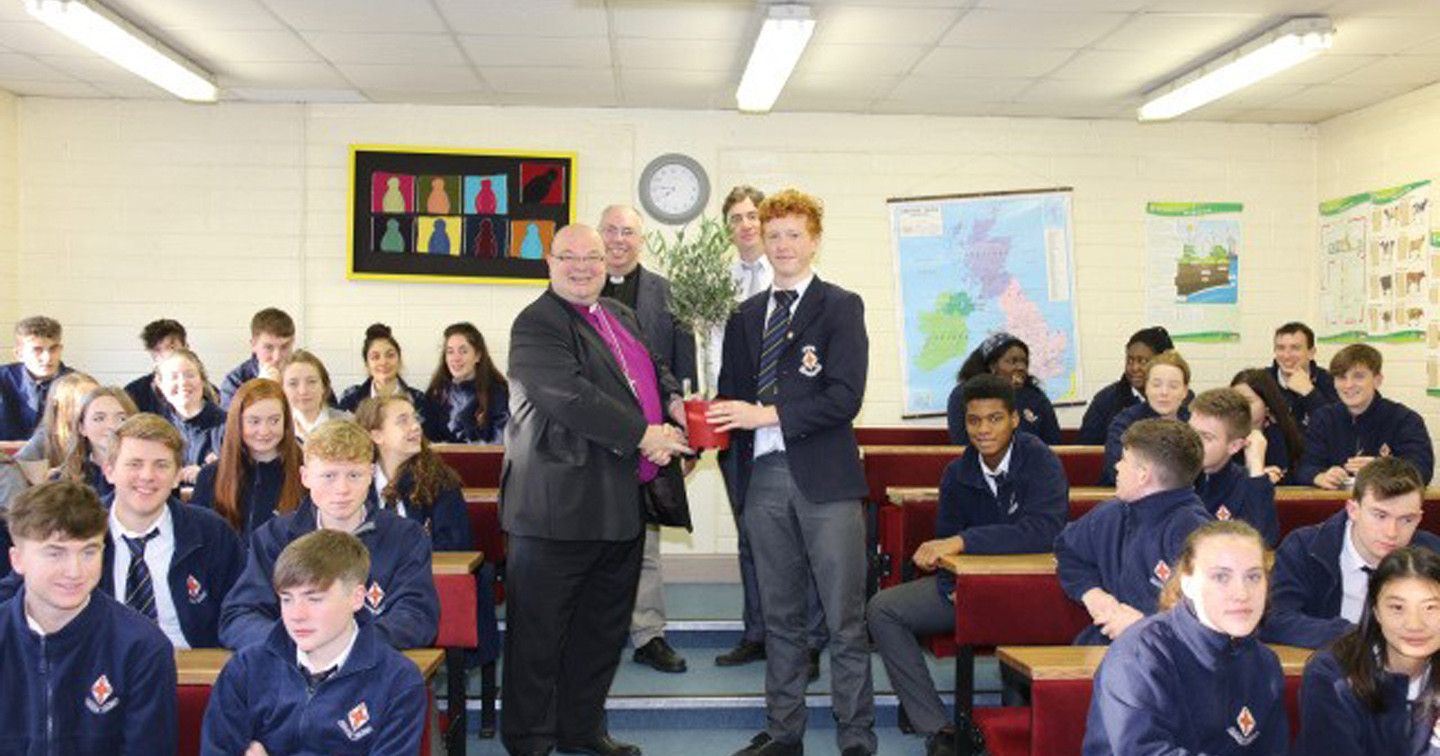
[574,301,664,482]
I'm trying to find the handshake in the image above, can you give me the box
[639,424,692,466]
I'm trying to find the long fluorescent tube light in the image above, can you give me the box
[736,4,815,113]
[25,0,218,102]
[1139,17,1333,121]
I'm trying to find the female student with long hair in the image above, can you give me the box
[56,386,136,497]
[337,323,430,421]
[14,371,97,484]
[1296,545,1440,755]
[1098,350,1193,486]
[1230,368,1305,485]
[156,347,225,483]
[279,350,349,444]
[1084,520,1288,754]
[190,378,303,544]
[949,332,1060,444]
[424,322,509,444]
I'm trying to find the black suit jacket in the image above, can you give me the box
[635,265,698,390]
[717,276,868,511]
[501,288,682,541]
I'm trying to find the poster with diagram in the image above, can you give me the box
[1427,231,1440,395]
[1145,202,1242,342]
[1318,181,1430,343]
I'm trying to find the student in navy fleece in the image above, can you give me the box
[869,375,1067,756]
[1263,456,1440,648]
[280,349,352,445]
[1084,520,1287,756]
[1056,417,1212,645]
[0,480,177,755]
[124,318,195,415]
[424,321,510,444]
[54,386,135,500]
[155,348,226,485]
[337,323,432,425]
[219,307,296,410]
[97,414,244,648]
[1098,349,1192,486]
[0,315,74,440]
[1077,326,1173,446]
[1271,321,1339,429]
[1230,368,1305,485]
[1295,546,1440,756]
[202,529,426,755]
[190,378,304,548]
[219,418,438,650]
[1300,343,1434,489]
[948,332,1060,445]
[1188,388,1280,546]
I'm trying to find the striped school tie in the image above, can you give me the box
[123,530,160,622]
[757,289,797,404]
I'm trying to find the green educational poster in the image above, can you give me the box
[1145,202,1242,342]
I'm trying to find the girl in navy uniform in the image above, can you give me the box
[1099,350,1193,486]
[1056,417,1212,644]
[1188,388,1280,546]
[280,350,351,445]
[1084,520,1288,755]
[14,370,97,484]
[948,332,1060,445]
[424,321,510,445]
[55,386,135,498]
[1077,326,1173,445]
[1231,368,1304,485]
[191,378,304,548]
[337,323,432,424]
[155,348,225,484]
[1296,545,1440,755]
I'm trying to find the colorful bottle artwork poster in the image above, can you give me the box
[465,216,508,259]
[464,175,509,215]
[1144,202,1242,342]
[420,175,458,215]
[371,216,412,253]
[1318,181,1429,344]
[416,216,461,256]
[519,163,566,204]
[371,172,414,214]
[510,220,554,260]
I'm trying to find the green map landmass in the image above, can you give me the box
[915,291,975,372]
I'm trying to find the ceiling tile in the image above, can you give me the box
[773,94,879,114]
[226,87,365,103]
[1324,0,1440,17]
[1191,82,1308,110]
[1095,14,1274,54]
[216,61,351,89]
[620,69,729,109]
[0,79,106,96]
[942,9,1129,49]
[798,44,928,77]
[1144,0,1340,11]
[1014,77,1138,104]
[1259,53,1383,86]
[476,89,618,107]
[974,0,1150,10]
[869,98,1002,116]
[786,72,899,100]
[336,64,482,92]
[0,22,104,56]
[108,0,285,31]
[432,0,609,37]
[615,39,737,72]
[1266,83,1402,111]
[302,32,466,66]
[264,0,448,33]
[360,90,489,105]
[1329,16,1440,56]
[33,54,151,84]
[1331,55,1440,87]
[884,76,1035,104]
[482,66,616,96]
[609,1,753,41]
[1225,107,1345,123]
[811,6,963,46]
[168,29,319,65]
[1047,50,1200,91]
[459,35,611,68]
[0,53,72,82]
[912,47,1073,79]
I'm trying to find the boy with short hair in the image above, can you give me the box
[1270,321,1339,428]
[101,413,244,648]
[0,480,177,754]
[1188,387,1279,546]
[867,375,1068,756]
[1055,418,1212,644]
[1263,456,1440,648]
[219,419,438,650]
[0,315,73,439]
[201,529,427,755]
[220,307,295,409]
[124,318,192,415]
[1298,343,1433,489]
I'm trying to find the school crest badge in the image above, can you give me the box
[365,581,385,614]
[798,345,822,377]
[1151,560,1172,587]
[1022,408,1037,423]
[186,574,207,604]
[338,701,373,741]
[1215,505,1232,521]
[86,674,118,714]
[1227,705,1258,745]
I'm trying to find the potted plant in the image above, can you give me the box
[649,217,740,449]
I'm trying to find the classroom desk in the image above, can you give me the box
[433,444,504,488]
[991,644,1312,756]
[432,550,488,750]
[174,647,444,756]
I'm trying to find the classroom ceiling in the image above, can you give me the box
[0,0,1438,123]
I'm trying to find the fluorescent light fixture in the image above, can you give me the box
[25,0,217,102]
[736,3,815,113]
[1139,17,1333,121]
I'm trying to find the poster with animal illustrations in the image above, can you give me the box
[1318,181,1430,343]
[349,146,575,284]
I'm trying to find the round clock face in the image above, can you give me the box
[639,154,710,224]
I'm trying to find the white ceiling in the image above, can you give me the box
[0,0,1437,122]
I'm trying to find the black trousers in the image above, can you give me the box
[501,531,645,754]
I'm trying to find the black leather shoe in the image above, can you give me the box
[731,732,803,756]
[633,637,687,673]
[807,648,821,681]
[555,733,641,756]
[715,640,766,666]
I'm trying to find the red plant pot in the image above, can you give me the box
[684,399,730,450]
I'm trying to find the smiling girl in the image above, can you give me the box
[424,322,509,445]
[156,348,225,483]
[191,378,303,545]
[1099,350,1193,486]
[337,324,431,426]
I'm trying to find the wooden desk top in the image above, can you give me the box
[997,643,1314,681]
[462,487,499,503]
[938,552,1057,575]
[431,444,504,454]
[862,445,1100,456]
[432,551,483,575]
[887,485,1367,505]
[176,647,444,686]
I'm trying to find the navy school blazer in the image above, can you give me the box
[1098,400,1192,486]
[190,458,291,547]
[1194,461,1280,547]
[1294,649,1430,756]
[947,381,1061,446]
[1078,377,1142,446]
[0,361,73,440]
[1269,359,1339,430]
[366,467,472,552]
[1297,393,1434,486]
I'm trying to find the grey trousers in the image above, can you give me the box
[866,575,956,735]
[731,471,829,648]
[629,524,667,647]
[745,453,876,753]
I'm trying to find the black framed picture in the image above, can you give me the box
[348,145,576,284]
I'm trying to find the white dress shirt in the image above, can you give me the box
[980,443,1014,497]
[1338,519,1370,624]
[753,273,814,460]
[708,255,774,394]
[110,505,188,648]
[372,463,407,518]
[297,619,360,675]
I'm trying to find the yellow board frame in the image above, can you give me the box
[346,144,578,286]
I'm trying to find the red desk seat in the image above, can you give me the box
[434,444,504,488]
[973,706,1032,756]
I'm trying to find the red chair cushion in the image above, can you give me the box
[1031,678,1094,756]
[177,684,211,756]
[465,500,506,566]
[435,446,504,488]
[434,573,480,648]
[974,706,1032,756]
[955,575,1090,646]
